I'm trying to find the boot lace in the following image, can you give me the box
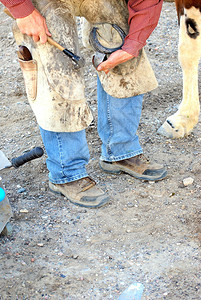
[79,177,96,192]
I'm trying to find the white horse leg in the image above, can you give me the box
[158,7,201,138]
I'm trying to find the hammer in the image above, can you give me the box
[4,8,85,68]
[47,37,85,68]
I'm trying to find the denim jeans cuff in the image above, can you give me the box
[49,171,89,184]
[100,149,143,162]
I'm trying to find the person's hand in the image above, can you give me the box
[16,9,51,44]
[97,49,134,74]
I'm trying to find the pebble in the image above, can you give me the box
[148,181,155,184]
[8,32,13,39]
[17,188,26,193]
[127,202,135,208]
[19,209,29,213]
[183,177,194,186]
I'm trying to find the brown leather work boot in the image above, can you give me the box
[99,154,167,181]
[49,177,110,208]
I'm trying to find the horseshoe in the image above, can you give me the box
[89,24,126,54]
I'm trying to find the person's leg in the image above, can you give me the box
[97,77,167,181]
[97,77,143,162]
[40,127,110,208]
[39,127,89,184]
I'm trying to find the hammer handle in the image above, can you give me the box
[4,8,13,19]
[47,37,64,51]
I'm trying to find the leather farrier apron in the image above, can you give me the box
[12,0,158,132]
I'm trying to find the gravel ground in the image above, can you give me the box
[0,2,201,300]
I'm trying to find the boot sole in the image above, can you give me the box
[99,161,167,181]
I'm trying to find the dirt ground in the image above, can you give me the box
[0,2,201,299]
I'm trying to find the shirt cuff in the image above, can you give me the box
[9,0,35,18]
[121,39,145,57]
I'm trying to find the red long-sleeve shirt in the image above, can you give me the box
[122,0,163,56]
[0,0,163,57]
[1,0,35,18]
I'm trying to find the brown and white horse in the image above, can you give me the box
[158,0,201,138]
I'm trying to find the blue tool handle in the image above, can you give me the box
[11,147,44,168]
[0,187,6,202]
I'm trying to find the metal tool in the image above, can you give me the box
[47,37,85,68]
[0,147,44,171]
[0,147,44,235]
[4,8,84,68]
[92,52,107,69]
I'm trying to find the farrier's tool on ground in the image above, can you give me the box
[0,147,44,171]
[0,147,44,236]
[4,8,84,68]
[89,24,127,69]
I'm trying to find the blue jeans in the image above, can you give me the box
[40,77,143,184]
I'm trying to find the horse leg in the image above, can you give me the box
[158,6,201,138]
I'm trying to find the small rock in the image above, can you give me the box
[191,163,201,173]
[127,202,135,208]
[17,188,26,193]
[183,177,194,186]
[8,32,13,39]
[19,209,29,213]
[79,277,84,281]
